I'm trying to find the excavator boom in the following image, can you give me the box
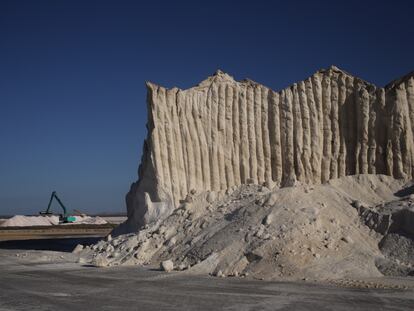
[40,191,76,223]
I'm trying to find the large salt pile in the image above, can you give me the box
[122,66,414,233]
[84,67,414,281]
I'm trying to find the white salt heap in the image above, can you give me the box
[1,215,60,227]
[80,67,414,281]
[0,215,107,227]
[124,67,414,233]
[66,216,108,225]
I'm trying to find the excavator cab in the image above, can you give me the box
[40,191,76,223]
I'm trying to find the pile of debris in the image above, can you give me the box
[79,174,414,280]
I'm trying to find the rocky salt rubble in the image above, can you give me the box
[352,186,414,277]
[80,174,414,281]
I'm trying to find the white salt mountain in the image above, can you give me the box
[82,66,414,281]
[119,66,414,233]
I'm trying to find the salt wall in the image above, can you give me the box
[126,66,414,229]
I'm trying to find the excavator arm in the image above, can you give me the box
[40,191,75,223]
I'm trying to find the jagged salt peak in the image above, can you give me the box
[196,69,236,88]
[146,65,376,94]
[385,70,414,90]
[145,70,237,93]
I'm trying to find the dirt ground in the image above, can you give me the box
[0,224,115,242]
[0,236,413,311]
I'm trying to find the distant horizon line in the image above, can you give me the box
[0,212,127,219]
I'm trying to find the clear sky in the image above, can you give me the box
[1,0,413,215]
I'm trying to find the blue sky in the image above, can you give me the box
[1,0,413,215]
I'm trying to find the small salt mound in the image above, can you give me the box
[0,215,107,227]
[71,216,107,225]
[0,215,60,227]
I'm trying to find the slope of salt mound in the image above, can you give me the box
[83,174,413,281]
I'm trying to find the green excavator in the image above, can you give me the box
[40,191,76,223]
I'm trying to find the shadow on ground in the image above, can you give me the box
[394,184,414,197]
[0,237,101,252]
